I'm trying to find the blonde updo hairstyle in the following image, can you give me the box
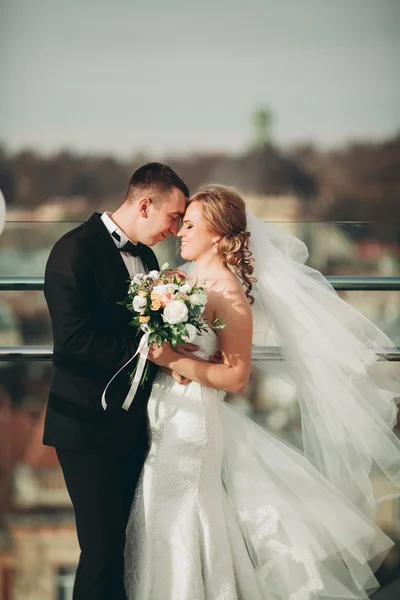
[188,185,256,304]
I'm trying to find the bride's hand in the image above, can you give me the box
[147,341,179,368]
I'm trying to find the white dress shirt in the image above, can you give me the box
[100,212,147,278]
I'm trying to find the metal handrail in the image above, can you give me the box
[1,276,400,291]
[0,346,53,361]
[0,275,399,361]
[0,277,44,291]
[327,276,400,291]
[1,345,399,362]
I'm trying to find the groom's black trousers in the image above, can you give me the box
[57,438,147,600]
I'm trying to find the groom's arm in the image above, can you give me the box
[44,236,139,371]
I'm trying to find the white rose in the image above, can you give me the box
[190,292,207,307]
[166,283,179,293]
[132,273,145,285]
[152,284,169,295]
[182,323,198,343]
[148,270,159,279]
[180,282,192,294]
[132,295,147,312]
[163,300,189,324]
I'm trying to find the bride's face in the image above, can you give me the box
[177,202,216,261]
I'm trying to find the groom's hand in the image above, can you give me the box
[164,269,187,282]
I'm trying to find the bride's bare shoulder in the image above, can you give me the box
[207,270,249,305]
[206,272,252,333]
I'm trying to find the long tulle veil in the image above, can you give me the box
[245,210,400,515]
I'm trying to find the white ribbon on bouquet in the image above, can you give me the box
[101,329,150,411]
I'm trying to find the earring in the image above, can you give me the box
[213,246,217,254]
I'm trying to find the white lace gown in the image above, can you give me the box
[124,328,394,600]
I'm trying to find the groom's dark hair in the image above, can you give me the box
[124,162,189,205]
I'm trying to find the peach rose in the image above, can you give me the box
[151,292,162,302]
[139,315,150,323]
[138,290,147,298]
[151,300,162,311]
[160,293,176,306]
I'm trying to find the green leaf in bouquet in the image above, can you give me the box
[211,317,228,330]
[128,323,142,337]
[138,360,151,389]
[155,334,163,346]
[152,314,162,329]
[191,306,203,317]
[148,332,157,344]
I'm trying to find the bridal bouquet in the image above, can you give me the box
[102,263,225,411]
[124,262,224,348]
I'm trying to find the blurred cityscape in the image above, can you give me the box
[0,115,399,598]
[0,98,400,600]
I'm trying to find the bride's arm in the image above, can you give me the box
[160,366,190,385]
[147,281,253,394]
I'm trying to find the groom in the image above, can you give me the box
[43,163,188,600]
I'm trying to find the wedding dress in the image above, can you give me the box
[124,326,395,600]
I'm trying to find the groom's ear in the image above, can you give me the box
[138,197,151,218]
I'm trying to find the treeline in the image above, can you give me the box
[0,134,399,226]
[293,134,400,223]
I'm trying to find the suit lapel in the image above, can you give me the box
[85,213,130,298]
[139,244,159,272]
[85,213,159,292]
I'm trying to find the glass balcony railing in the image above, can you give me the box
[1,220,400,278]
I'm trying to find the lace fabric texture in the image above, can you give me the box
[124,328,394,600]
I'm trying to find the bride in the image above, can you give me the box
[124,185,400,600]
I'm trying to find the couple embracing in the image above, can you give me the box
[43,163,400,599]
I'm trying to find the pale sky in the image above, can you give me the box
[1,0,399,157]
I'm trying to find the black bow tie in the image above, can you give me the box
[119,241,145,257]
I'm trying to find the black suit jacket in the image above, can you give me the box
[43,213,159,455]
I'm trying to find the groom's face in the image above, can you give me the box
[139,187,186,245]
